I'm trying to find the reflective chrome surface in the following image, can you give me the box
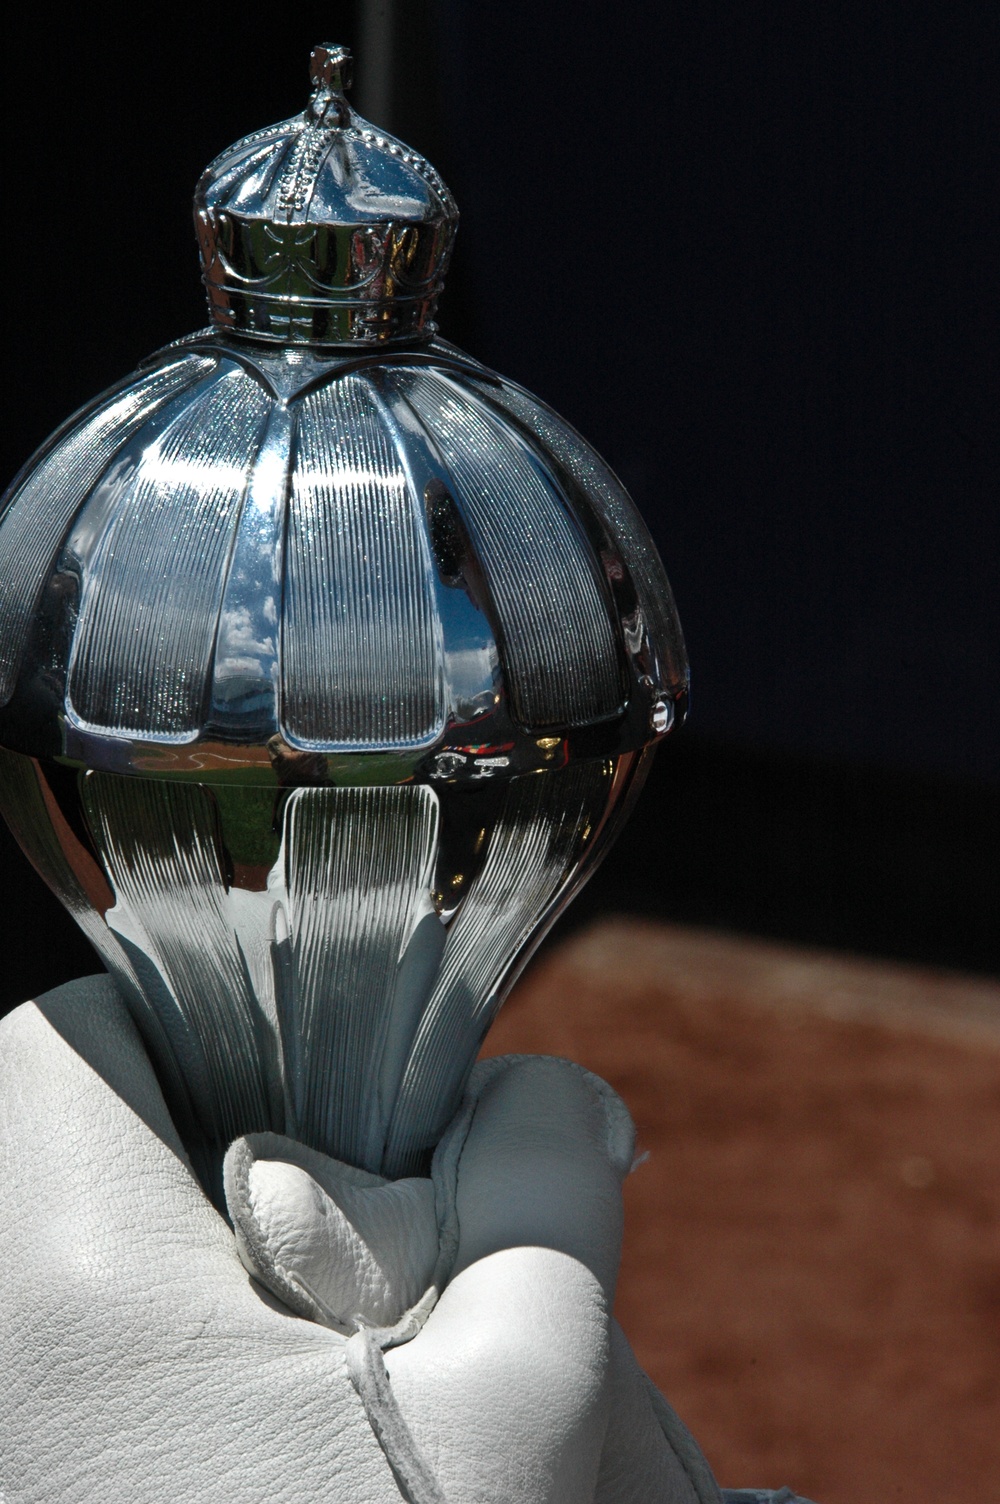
[0,336,687,778]
[0,44,688,1179]
[0,747,647,1176]
[195,44,457,346]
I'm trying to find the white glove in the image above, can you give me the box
[0,973,726,1504]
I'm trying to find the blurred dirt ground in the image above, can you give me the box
[483,919,1000,1504]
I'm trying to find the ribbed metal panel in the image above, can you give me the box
[0,751,206,1132]
[282,374,443,748]
[0,357,212,705]
[383,760,612,1175]
[475,377,688,695]
[397,369,623,730]
[281,784,440,1168]
[67,366,271,738]
[82,773,280,1145]
[0,752,131,982]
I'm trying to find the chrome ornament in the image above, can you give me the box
[195,44,457,347]
[0,46,687,1186]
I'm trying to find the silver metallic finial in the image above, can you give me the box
[0,42,687,1184]
[309,42,352,94]
[194,42,457,347]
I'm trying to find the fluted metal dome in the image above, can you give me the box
[0,336,686,780]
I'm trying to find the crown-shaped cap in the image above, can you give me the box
[194,44,459,347]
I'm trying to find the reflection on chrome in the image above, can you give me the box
[0,44,687,1184]
[0,749,637,1177]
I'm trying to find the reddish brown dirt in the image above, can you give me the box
[482,919,1000,1504]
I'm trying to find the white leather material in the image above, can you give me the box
[225,1134,440,1333]
[0,975,721,1503]
[384,1056,639,1502]
[0,977,402,1504]
[596,1322,724,1504]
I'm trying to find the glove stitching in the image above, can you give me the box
[467,1054,637,1176]
[340,1074,485,1499]
[346,1328,448,1504]
[643,1373,725,1504]
[231,1057,630,1502]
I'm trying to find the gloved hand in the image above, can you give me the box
[0,973,725,1504]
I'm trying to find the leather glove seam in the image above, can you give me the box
[643,1372,725,1504]
[346,1327,448,1504]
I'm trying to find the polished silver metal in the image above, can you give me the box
[0,45,688,1181]
[195,43,458,347]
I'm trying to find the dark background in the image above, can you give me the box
[0,2,995,1003]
